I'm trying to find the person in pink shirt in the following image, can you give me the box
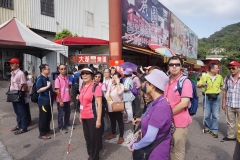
[8,58,28,135]
[164,56,192,160]
[77,68,102,160]
[55,64,71,134]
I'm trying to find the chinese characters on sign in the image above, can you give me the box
[77,55,109,63]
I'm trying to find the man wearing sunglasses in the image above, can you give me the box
[164,56,193,160]
[55,64,72,134]
[222,61,240,141]
[197,63,223,138]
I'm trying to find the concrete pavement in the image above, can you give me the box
[0,80,236,160]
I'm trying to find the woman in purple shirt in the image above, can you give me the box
[128,69,172,160]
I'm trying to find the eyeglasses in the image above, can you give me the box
[228,67,236,70]
[60,68,66,70]
[169,63,181,67]
[82,72,91,75]
[95,76,101,78]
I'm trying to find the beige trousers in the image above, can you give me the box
[170,127,188,160]
[226,106,240,139]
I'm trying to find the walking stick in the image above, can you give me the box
[67,100,78,154]
[49,91,56,137]
[202,83,207,134]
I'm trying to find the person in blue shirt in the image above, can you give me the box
[69,68,80,112]
[36,64,54,140]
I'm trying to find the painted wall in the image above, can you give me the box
[122,0,170,48]
[170,13,198,59]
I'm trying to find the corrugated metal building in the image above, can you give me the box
[0,0,109,79]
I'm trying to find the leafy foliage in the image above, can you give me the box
[54,29,73,40]
[198,22,240,78]
[198,22,240,60]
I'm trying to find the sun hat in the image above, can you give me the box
[81,68,93,73]
[227,61,239,66]
[122,68,132,75]
[8,58,20,64]
[145,69,169,91]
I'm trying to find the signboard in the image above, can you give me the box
[122,0,170,48]
[77,55,109,63]
[170,13,198,59]
[109,60,124,73]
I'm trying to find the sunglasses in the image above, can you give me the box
[95,76,101,78]
[82,72,91,75]
[60,68,66,70]
[228,67,236,70]
[169,63,181,67]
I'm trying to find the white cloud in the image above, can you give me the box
[159,0,240,20]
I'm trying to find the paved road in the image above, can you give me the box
[0,81,236,160]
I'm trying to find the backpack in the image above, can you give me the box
[131,76,139,95]
[92,83,108,117]
[30,77,40,103]
[177,76,199,116]
[224,75,231,90]
[73,74,80,94]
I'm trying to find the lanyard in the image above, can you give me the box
[230,77,240,89]
[105,78,111,90]
[143,96,165,117]
[11,69,20,79]
[81,83,92,103]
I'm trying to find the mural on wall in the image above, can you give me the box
[122,0,170,48]
[170,13,198,59]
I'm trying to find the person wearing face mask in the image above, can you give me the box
[105,72,125,144]
[222,61,240,141]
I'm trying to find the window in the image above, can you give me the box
[85,11,94,27]
[41,0,54,17]
[0,0,14,9]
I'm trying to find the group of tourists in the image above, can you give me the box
[6,56,240,160]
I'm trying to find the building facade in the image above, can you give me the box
[0,0,109,79]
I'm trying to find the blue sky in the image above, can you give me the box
[160,0,240,39]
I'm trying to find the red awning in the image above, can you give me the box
[53,36,109,45]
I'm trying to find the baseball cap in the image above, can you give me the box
[227,61,239,66]
[8,58,20,64]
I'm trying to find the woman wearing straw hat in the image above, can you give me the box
[128,69,173,160]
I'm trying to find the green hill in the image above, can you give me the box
[198,22,240,78]
[198,22,240,60]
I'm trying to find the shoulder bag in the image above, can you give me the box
[132,127,171,160]
[6,83,24,102]
[109,85,125,112]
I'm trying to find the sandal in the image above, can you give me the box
[11,126,20,132]
[39,135,51,139]
[14,129,26,135]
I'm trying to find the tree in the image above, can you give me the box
[54,29,73,40]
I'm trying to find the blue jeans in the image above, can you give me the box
[12,91,27,131]
[204,94,221,133]
[57,101,71,129]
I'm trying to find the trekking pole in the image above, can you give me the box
[49,91,56,137]
[67,101,78,154]
[202,82,207,134]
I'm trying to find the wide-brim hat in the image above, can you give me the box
[145,69,169,91]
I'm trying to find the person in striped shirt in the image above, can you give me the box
[222,61,240,141]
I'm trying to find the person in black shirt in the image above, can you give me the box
[36,64,54,139]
